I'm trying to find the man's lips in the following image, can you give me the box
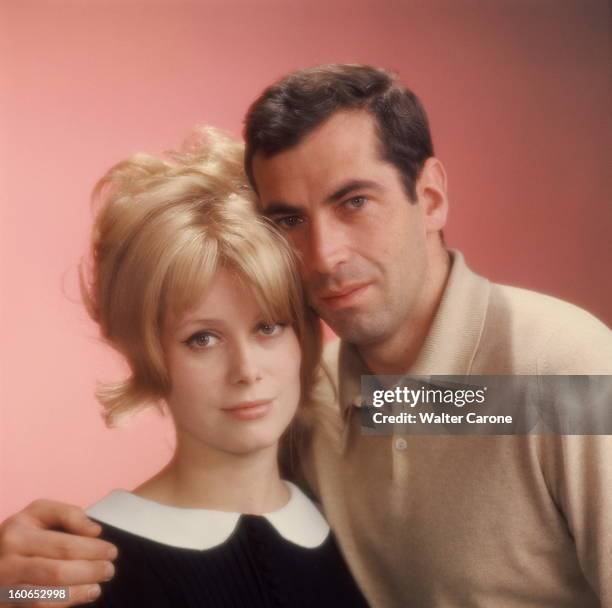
[318,283,371,309]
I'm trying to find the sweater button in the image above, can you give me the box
[394,437,408,451]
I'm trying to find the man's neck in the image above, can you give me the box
[359,247,451,376]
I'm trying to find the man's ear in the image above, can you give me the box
[416,157,448,233]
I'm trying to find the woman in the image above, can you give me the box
[80,127,369,607]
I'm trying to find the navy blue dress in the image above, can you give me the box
[85,482,369,607]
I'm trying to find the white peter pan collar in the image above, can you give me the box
[86,481,329,550]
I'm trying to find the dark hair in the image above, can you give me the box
[243,64,434,201]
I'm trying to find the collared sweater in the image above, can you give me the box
[301,250,612,608]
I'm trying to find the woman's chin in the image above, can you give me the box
[215,406,297,456]
[210,420,287,456]
[176,407,297,458]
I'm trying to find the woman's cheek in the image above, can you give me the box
[278,332,302,406]
[287,332,303,384]
[167,357,220,415]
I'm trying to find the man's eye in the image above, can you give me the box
[257,322,285,337]
[344,196,367,210]
[276,216,304,230]
[185,332,219,349]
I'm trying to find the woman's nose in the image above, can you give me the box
[229,341,263,385]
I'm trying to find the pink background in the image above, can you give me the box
[1,0,611,519]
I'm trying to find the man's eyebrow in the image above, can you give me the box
[326,179,382,203]
[261,180,382,217]
[261,202,305,217]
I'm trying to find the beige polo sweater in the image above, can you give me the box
[300,251,612,608]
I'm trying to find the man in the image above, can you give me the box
[1,65,611,607]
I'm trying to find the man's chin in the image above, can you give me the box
[321,309,389,346]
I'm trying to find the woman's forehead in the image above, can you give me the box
[165,268,288,331]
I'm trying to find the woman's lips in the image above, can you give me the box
[222,399,273,421]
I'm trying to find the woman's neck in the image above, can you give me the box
[133,433,289,515]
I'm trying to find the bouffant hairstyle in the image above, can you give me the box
[81,127,321,427]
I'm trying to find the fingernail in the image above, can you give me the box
[87,584,101,600]
[107,545,118,560]
[104,563,115,580]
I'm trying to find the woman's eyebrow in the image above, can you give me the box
[178,317,227,330]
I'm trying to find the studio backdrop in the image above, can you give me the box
[1,0,610,518]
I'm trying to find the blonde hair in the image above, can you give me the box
[81,127,321,427]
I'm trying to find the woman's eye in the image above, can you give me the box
[186,332,218,349]
[257,322,285,337]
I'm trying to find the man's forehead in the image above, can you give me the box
[252,110,385,204]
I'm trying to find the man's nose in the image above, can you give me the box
[305,216,346,276]
[229,341,262,385]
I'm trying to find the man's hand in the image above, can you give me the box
[0,500,118,607]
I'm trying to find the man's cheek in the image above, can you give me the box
[303,283,318,305]
[286,232,307,259]
[297,258,311,282]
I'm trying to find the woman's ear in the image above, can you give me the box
[415,157,448,234]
